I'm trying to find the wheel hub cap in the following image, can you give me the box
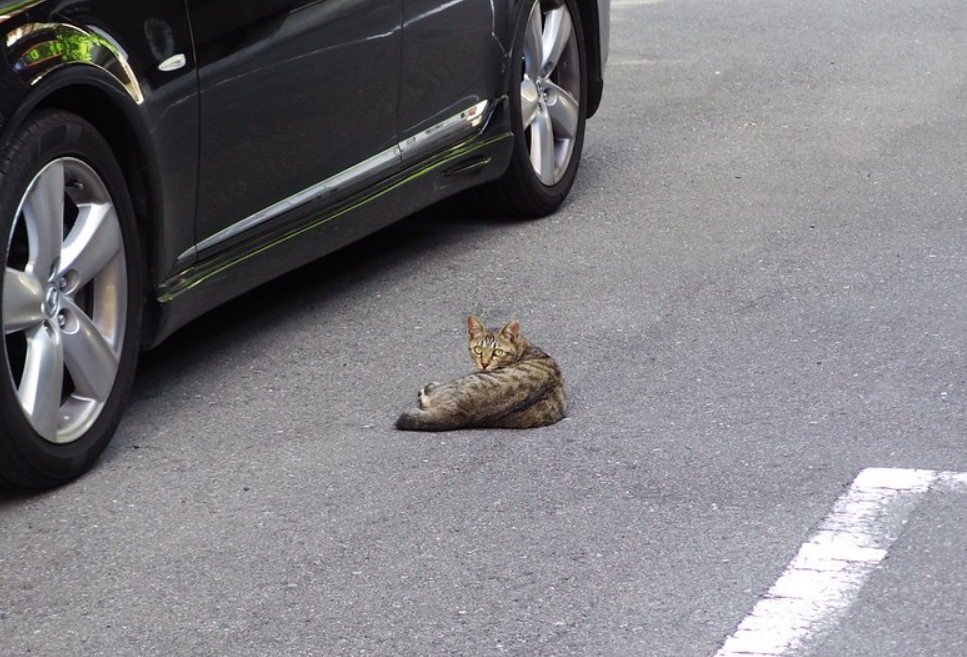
[43,285,61,320]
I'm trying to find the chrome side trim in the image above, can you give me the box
[399,99,488,162]
[157,124,513,307]
[185,100,490,260]
[192,148,400,255]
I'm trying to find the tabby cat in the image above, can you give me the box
[395,316,566,431]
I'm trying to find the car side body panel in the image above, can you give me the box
[188,0,405,265]
[148,0,523,345]
[0,0,609,348]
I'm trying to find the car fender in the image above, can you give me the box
[0,20,173,346]
[1,19,144,132]
[5,19,143,99]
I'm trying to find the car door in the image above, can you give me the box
[397,0,505,155]
[187,0,402,257]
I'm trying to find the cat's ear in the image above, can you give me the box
[467,316,485,337]
[500,320,520,341]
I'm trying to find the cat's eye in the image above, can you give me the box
[493,349,505,357]
[473,346,483,355]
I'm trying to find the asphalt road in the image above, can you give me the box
[2,0,966,655]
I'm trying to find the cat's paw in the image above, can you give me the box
[418,382,441,409]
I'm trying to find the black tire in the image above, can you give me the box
[0,110,142,489]
[483,0,588,218]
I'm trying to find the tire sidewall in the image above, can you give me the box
[0,111,142,488]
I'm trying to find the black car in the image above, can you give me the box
[0,0,609,487]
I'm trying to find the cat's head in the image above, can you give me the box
[467,316,522,372]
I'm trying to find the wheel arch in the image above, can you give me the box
[3,73,166,348]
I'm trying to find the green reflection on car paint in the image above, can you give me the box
[8,22,144,103]
[157,132,513,303]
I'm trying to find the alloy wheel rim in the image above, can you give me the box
[521,0,582,186]
[3,158,127,444]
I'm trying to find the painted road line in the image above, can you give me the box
[712,468,967,657]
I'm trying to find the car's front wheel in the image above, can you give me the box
[485,0,588,218]
[0,111,142,488]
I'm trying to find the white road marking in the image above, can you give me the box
[712,468,967,657]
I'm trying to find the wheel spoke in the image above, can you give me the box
[61,202,122,287]
[19,324,64,440]
[523,1,544,82]
[3,268,45,333]
[61,297,119,401]
[529,108,557,185]
[521,79,541,129]
[22,162,65,278]
[541,6,573,77]
[545,80,580,139]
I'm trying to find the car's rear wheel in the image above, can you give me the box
[484,0,588,217]
[0,111,141,489]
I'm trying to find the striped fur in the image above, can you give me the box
[395,317,566,431]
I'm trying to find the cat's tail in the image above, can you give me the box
[394,413,421,431]
[394,410,462,432]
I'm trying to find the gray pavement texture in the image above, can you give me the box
[2,0,967,655]
[815,487,967,657]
